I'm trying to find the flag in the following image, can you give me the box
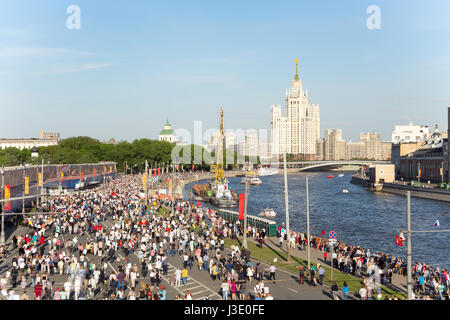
[94,168,97,176]
[192,164,194,171]
[80,171,83,181]
[418,169,421,178]
[4,184,11,211]
[395,235,404,246]
[239,193,245,220]
[320,230,325,236]
[24,177,29,195]
[38,173,43,187]
[433,220,440,229]
[197,201,202,206]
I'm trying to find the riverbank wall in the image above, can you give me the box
[351,175,450,202]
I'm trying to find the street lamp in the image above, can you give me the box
[0,166,4,246]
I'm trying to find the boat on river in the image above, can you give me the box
[259,208,277,218]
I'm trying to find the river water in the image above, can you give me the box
[184,172,450,270]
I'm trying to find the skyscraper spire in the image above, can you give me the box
[294,58,300,81]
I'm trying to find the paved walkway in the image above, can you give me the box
[246,236,408,295]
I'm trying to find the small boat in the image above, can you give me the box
[342,189,349,193]
[260,208,277,218]
[240,175,262,185]
[338,174,344,177]
[249,177,262,185]
[328,175,334,179]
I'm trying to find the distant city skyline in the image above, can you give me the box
[1,1,449,143]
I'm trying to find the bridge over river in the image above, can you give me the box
[268,160,391,171]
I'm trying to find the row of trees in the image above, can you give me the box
[0,137,260,172]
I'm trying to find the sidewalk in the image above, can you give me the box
[246,236,407,296]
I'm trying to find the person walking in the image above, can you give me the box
[175,268,182,287]
[331,282,339,300]
[181,267,188,286]
[221,280,229,300]
[342,281,349,300]
[359,285,367,300]
[34,281,43,300]
[318,265,325,285]
[299,266,305,285]
[268,264,276,282]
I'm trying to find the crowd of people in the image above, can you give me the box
[0,171,447,301]
[0,174,276,300]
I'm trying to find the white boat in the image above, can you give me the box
[258,167,279,176]
[342,188,349,193]
[249,177,262,185]
[260,208,277,218]
[241,176,262,185]
[338,174,344,177]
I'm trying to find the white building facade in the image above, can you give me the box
[271,59,320,159]
[0,139,59,150]
[392,122,429,143]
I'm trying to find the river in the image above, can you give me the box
[184,171,450,270]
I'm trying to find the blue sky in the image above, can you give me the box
[1,0,449,143]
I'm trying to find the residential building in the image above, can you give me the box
[271,59,320,159]
[324,129,346,160]
[346,141,365,160]
[270,104,290,156]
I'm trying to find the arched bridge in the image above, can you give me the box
[267,160,391,172]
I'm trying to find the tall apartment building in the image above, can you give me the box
[346,141,366,160]
[271,59,320,159]
[324,129,347,160]
[317,130,391,161]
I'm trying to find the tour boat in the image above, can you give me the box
[259,208,277,218]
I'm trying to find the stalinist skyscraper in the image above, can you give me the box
[271,59,320,159]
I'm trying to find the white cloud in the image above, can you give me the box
[0,46,91,58]
[44,62,117,74]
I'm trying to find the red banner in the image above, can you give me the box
[4,184,11,211]
[80,171,83,181]
[239,193,245,220]
[158,168,160,175]
[192,164,194,171]
[94,168,97,176]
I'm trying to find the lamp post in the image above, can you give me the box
[0,165,4,246]
[306,176,310,270]
[243,169,249,249]
[283,152,290,262]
